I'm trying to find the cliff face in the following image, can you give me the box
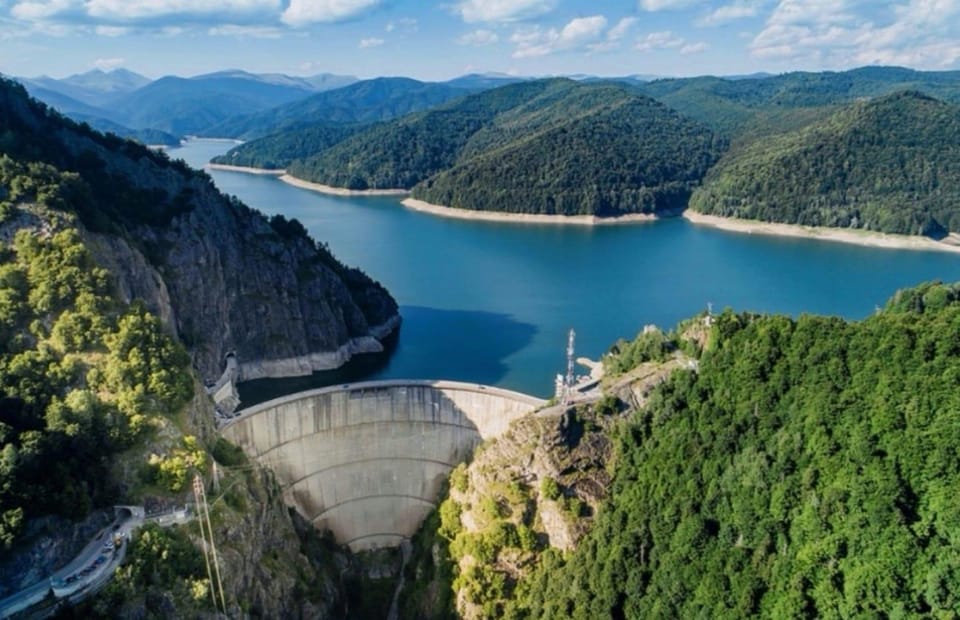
[92,189,400,383]
[399,402,617,619]
[0,77,400,383]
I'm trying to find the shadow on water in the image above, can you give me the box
[237,306,538,407]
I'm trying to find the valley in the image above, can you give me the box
[2,7,960,615]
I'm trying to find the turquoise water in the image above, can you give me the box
[172,140,960,400]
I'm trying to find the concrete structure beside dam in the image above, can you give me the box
[219,380,545,551]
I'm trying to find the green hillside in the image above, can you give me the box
[287,79,568,190]
[689,91,960,236]
[289,79,725,217]
[210,123,364,169]
[510,282,960,618]
[415,91,724,217]
[637,66,960,137]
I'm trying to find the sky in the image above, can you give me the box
[1,0,959,81]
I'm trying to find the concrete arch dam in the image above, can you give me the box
[219,380,545,551]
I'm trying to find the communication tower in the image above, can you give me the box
[564,329,576,404]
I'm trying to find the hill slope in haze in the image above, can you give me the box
[288,79,725,217]
[108,75,316,135]
[23,68,151,107]
[204,77,472,140]
[689,91,960,236]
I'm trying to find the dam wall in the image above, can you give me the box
[219,380,545,551]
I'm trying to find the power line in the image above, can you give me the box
[193,473,227,614]
[192,474,218,612]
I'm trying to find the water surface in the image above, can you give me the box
[172,140,960,400]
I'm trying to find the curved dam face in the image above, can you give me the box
[219,380,544,551]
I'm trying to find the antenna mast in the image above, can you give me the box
[564,328,576,404]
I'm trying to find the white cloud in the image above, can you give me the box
[512,15,607,58]
[359,36,384,48]
[751,0,960,68]
[455,0,556,23]
[385,17,417,33]
[282,0,382,25]
[587,17,638,53]
[85,0,281,20]
[208,24,284,38]
[92,56,125,69]
[639,0,700,11]
[94,25,128,36]
[457,29,499,46]
[698,1,762,26]
[635,30,686,51]
[680,41,708,53]
[10,0,77,20]
[608,16,639,40]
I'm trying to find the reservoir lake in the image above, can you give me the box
[174,139,960,402]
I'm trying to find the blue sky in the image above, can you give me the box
[2,0,959,80]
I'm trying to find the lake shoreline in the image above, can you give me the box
[401,198,661,226]
[207,163,286,175]
[683,211,960,254]
[202,162,960,252]
[281,175,411,197]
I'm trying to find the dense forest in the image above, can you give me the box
[689,91,960,236]
[288,79,725,216]
[635,65,960,136]
[0,211,193,547]
[411,281,960,618]
[210,123,364,170]
[414,93,724,217]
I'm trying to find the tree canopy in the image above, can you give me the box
[690,91,960,236]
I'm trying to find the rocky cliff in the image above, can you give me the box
[398,401,619,619]
[0,76,399,383]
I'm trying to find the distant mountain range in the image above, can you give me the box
[12,65,960,236]
[10,68,360,144]
[201,77,475,140]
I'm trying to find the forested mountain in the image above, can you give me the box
[0,77,396,616]
[636,65,960,137]
[443,73,528,90]
[210,122,365,169]
[192,69,356,93]
[69,113,181,147]
[203,77,473,140]
[689,91,960,236]
[22,68,150,107]
[107,75,316,135]
[0,76,397,379]
[288,78,725,217]
[403,281,960,618]
[16,82,108,118]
